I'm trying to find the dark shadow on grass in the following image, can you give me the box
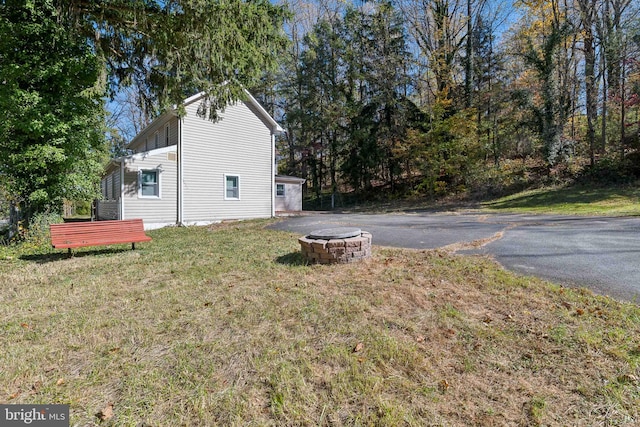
[20,247,131,264]
[275,252,308,266]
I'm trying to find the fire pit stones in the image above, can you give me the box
[299,227,372,264]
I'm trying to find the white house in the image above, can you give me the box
[98,91,302,229]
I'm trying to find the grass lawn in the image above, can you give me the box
[482,184,640,216]
[1,219,639,426]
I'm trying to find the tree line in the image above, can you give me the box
[259,0,640,201]
[1,0,639,230]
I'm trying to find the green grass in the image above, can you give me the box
[482,184,640,216]
[1,219,639,425]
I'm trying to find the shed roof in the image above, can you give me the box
[275,175,306,184]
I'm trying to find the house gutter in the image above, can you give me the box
[271,132,276,218]
[177,116,184,226]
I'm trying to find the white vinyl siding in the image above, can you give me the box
[274,177,304,212]
[127,114,179,153]
[181,99,273,222]
[112,172,120,200]
[101,170,121,200]
[105,174,113,199]
[121,147,178,224]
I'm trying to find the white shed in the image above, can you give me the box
[275,175,306,213]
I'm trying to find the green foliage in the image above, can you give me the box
[577,155,640,186]
[0,0,108,220]
[73,200,93,217]
[519,21,574,165]
[86,0,290,119]
[415,106,483,196]
[284,2,417,195]
[19,211,63,249]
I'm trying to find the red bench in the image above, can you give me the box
[50,219,152,254]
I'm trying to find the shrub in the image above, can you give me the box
[21,212,64,248]
[577,156,639,186]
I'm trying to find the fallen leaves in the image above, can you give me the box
[30,381,42,394]
[353,342,364,353]
[96,403,114,421]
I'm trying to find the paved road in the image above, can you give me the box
[268,212,640,302]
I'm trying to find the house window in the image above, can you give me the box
[225,175,239,200]
[139,170,160,198]
[165,123,170,147]
[276,183,285,197]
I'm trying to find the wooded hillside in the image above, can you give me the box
[255,0,640,203]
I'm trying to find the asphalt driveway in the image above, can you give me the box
[268,212,640,302]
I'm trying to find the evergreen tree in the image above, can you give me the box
[0,0,108,221]
[0,0,289,224]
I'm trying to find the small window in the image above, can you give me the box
[225,175,239,200]
[276,183,285,197]
[165,123,170,146]
[140,170,160,198]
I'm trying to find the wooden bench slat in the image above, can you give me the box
[50,219,152,251]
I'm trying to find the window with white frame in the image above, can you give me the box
[276,183,285,197]
[139,169,160,198]
[165,123,170,147]
[224,175,239,200]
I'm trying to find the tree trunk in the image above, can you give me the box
[578,0,597,167]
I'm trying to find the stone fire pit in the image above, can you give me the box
[299,227,372,264]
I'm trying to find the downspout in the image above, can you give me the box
[177,116,184,225]
[119,158,125,220]
[271,132,276,218]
